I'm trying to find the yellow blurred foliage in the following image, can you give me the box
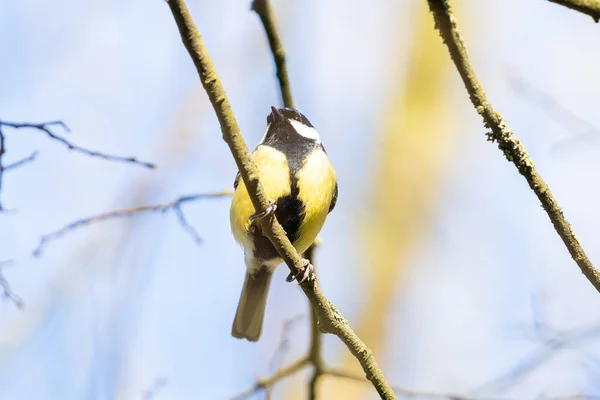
[321,3,457,398]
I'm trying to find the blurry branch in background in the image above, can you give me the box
[508,73,600,152]
[427,0,600,294]
[0,119,155,212]
[0,260,23,308]
[0,125,7,211]
[268,314,308,374]
[141,377,168,400]
[326,369,600,400]
[33,190,232,257]
[547,0,600,22]
[0,120,155,169]
[230,248,365,400]
[4,151,39,171]
[165,0,396,398]
[235,313,600,399]
[474,321,600,396]
[251,0,294,108]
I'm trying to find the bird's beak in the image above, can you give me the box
[270,106,283,121]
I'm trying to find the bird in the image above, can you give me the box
[229,106,338,342]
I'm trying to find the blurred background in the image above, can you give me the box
[1,0,600,399]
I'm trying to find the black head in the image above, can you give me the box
[259,106,321,147]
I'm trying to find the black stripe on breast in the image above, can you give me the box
[249,116,325,261]
[260,126,321,243]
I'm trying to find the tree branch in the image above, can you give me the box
[0,120,155,169]
[141,377,168,400]
[427,0,600,294]
[547,0,600,22]
[164,1,395,398]
[0,260,23,308]
[33,191,232,257]
[304,245,325,400]
[230,358,310,400]
[4,151,39,171]
[0,125,6,211]
[251,0,294,108]
[474,320,600,395]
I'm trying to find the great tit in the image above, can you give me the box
[230,106,338,342]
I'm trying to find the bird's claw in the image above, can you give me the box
[285,259,314,284]
[249,199,277,221]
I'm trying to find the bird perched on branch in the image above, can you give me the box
[230,106,338,342]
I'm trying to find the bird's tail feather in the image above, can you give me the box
[231,268,273,342]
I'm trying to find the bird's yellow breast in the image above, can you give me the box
[293,149,336,254]
[230,145,291,251]
[229,144,336,257]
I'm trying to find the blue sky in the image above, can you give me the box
[1,0,600,399]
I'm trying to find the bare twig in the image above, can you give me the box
[230,358,310,400]
[427,0,600,293]
[0,125,6,211]
[304,245,325,400]
[268,314,308,373]
[141,377,167,400]
[33,191,232,257]
[325,369,600,400]
[0,120,155,169]
[547,0,600,22]
[4,151,39,171]
[0,260,23,308]
[165,1,396,398]
[251,0,294,108]
[508,74,600,152]
[474,321,600,395]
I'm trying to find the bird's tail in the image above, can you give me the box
[231,267,273,342]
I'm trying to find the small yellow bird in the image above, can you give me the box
[230,107,338,342]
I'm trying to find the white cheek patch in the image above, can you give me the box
[289,119,321,143]
[258,123,271,145]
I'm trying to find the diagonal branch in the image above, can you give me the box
[4,151,39,171]
[33,191,232,257]
[251,0,294,108]
[0,120,155,169]
[473,321,600,395]
[164,1,396,398]
[0,126,6,211]
[547,0,600,22]
[141,377,168,400]
[427,0,600,294]
[230,358,310,400]
[0,260,23,308]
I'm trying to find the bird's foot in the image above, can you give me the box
[249,199,277,221]
[285,259,314,284]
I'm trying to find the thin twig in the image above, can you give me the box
[0,260,23,308]
[427,0,600,293]
[473,321,600,395]
[268,314,308,373]
[305,245,325,400]
[547,0,600,22]
[251,0,294,108]
[0,120,155,169]
[4,151,39,171]
[325,369,600,400]
[508,74,600,152]
[230,358,310,400]
[141,377,167,400]
[164,1,396,398]
[0,125,6,211]
[33,191,232,257]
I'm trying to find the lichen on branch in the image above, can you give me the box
[427,0,600,293]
